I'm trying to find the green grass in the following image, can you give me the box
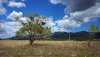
[0,40,100,57]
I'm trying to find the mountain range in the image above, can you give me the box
[1,31,100,40]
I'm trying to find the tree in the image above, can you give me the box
[16,13,51,45]
[88,25,100,47]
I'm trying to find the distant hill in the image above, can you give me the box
[5,36,28,40]
[52,31,100,40]
[4,31,100,40]
[95,32,100,39]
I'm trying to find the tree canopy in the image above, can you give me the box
[16,13,51,45]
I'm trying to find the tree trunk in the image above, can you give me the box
[29,40,33,45]
[88,40,91,47]
[29,36,35,45]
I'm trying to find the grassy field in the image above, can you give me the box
[0,40,100,57]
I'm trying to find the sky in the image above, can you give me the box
[0,0,100,38]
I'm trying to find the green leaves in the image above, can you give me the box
[29,16,34,21]
[33,24,44,33]
[88,25,100,33]
[88,25,100,40]
[33,13,40,17]
[16,26,28,36]
[14,13,52,45]
[20,26,27,32]
[15,13,52,41]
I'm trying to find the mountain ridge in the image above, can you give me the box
[2,31,100,40]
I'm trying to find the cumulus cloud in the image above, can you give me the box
[70,3,100,23]
[0,7,6,15]
[0,0,26,15]
[56,19,81,29]
[20,17,29,23]
[56,3,100,30]
[7,11,30,24]
[50,0,100,30]
[0,0,7,15]
[0,21,22,38]
[44,17,56,27]
[8,1,26,8]
[7,11,23,20]
[1,11,29,38]
[42,17,66,32]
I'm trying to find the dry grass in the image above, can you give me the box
[0,40,100,57]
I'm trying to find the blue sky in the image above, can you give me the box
[1,0,65,20]
[0,0,100,38]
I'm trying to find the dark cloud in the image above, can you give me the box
[50,0,100,13]
[56,3,100,29]
[71,0,96,12]
[51,0,100,30]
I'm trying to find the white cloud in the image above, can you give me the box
[50,0,100,30]
[69,3,100,23]
[44,17,56,27]
[56,3,100,30]
[20,17,29,23]
[56,18,81,29]
[0,7,6,15]
[7,11,29,24]
[42,17,66,33]
[50,0,61,4]
[8,1,26,8]
[7,11,23,20]
[0,21,22,38]
[50,0,68,5]
[1,11,29,38]
[51,26,66,32]
[0,0,26,15]
[0,0,7,15]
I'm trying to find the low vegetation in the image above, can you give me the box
[0,40,100,57]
